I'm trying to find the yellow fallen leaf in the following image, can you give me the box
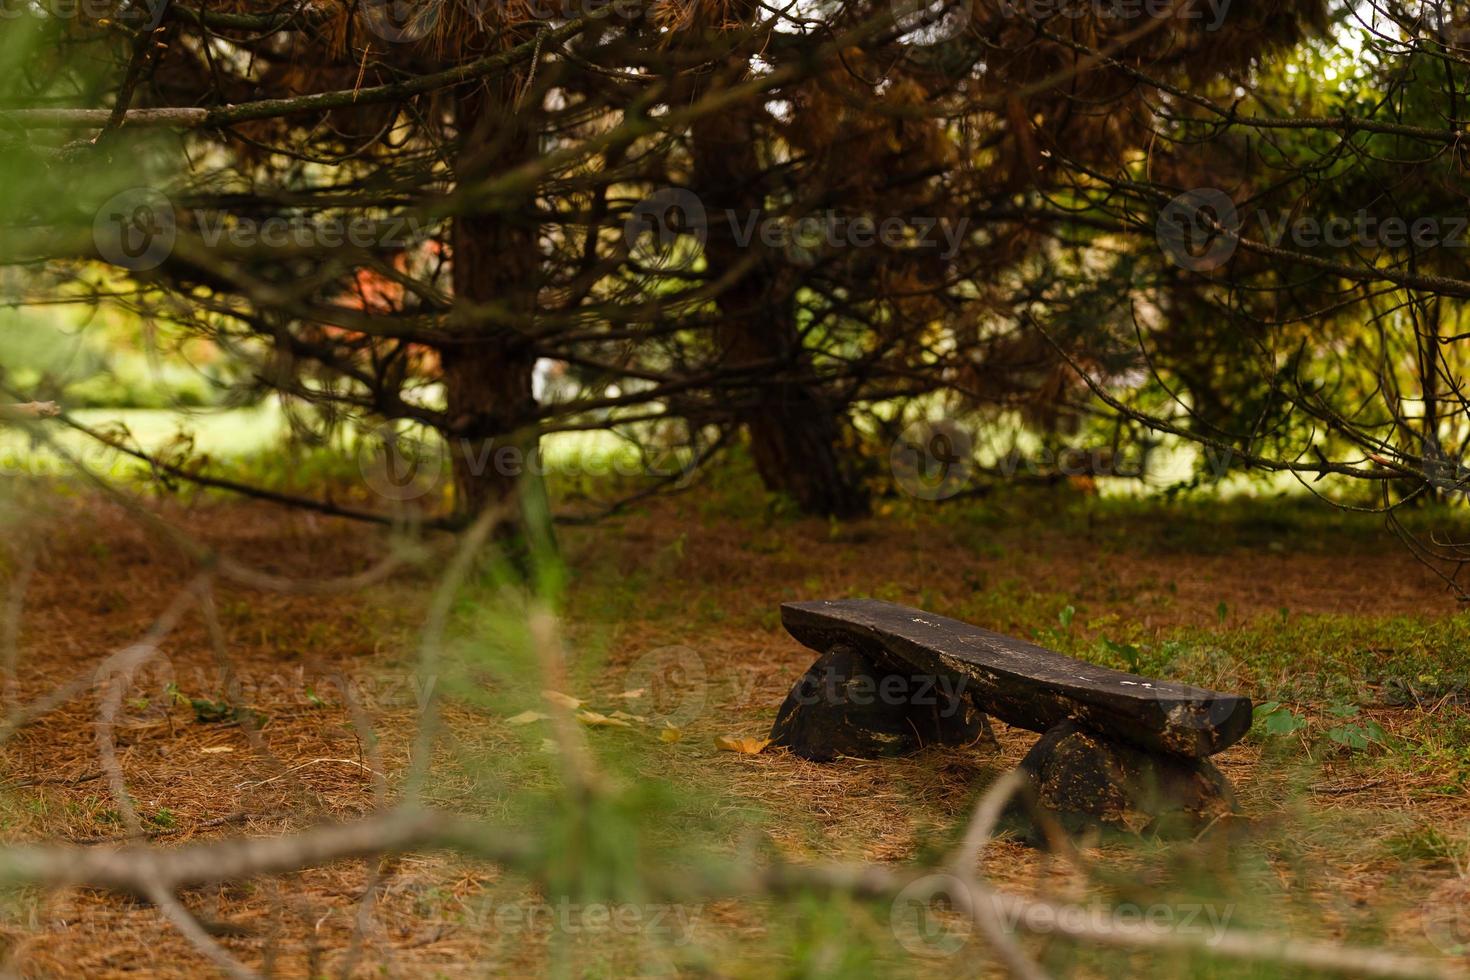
[610,710,646,724]
[542,690,583,710]
[200,746,234,754]
[506,711,550,726]
[715,736,769,755]
[577,710,632,728]
[659,724,682,744]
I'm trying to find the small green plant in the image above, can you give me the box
[1322,701,1386,751]
[1100,637,1142,672]
[1253,699,1385,750]
[169,685,269,727]
[1253,701,1307,737]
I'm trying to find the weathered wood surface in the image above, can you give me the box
[781,599,1251,758]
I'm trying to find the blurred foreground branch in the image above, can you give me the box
[0,801,1449,979]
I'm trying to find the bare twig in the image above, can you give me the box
[0,402,59,420]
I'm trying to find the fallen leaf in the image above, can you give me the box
[615,689,645,699]
[506,711,550,726]
[715,736,769,755]
[200,746,234,754]
[659,724,682,744]
[577,710,632,728]
[542,690,583,710]
[610,710,647,724]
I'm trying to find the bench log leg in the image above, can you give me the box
[770,644,992,762]
[1015,720,1238,838]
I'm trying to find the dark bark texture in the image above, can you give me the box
[444,82,542,525]
[690,103,869,519]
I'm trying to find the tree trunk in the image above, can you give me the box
[690,106,869,519]
[442,82,545,531]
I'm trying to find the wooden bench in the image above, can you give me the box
[769,599,1251,835]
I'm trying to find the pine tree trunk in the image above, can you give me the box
[442,82,544,529]
[690,107,869,519]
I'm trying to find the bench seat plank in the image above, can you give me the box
[782,599,1251,758]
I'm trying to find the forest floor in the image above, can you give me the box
[0,482,1467,978]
